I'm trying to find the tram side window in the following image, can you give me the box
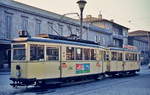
[46,47,59,60]
[134,54,137,61]
[30,45,44,61]
[13,44,25,60]
[129,53,134,61]
[125,53,129,61]
[83,48,91,60]
[66,47,75,60]
[126,53,137,61]
[118,53,123,61]
[91,49,96,60]
[76,48,83,60]
[111,52,117,61]
[104,51,109,61]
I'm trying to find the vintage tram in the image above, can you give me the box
[10,35,140,87]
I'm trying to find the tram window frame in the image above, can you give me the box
[104,51,109,61]
[134,54,137,61]
[30,44,44,61]
[91,49,96,60]
[66,47,75,60]
[46,47,59,61]
[125,53,129,61]
[13,44,26,61]
[111,52,117,61]
[76,48,83,60]
[83,48,91,60]
[126,53,137,61]
[118,52,123,61]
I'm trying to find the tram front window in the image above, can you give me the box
[30,44,44,61]
[13,44,25,60]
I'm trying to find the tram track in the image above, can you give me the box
[11,72,150,95]
[57,74,143,95]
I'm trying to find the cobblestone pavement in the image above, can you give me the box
[0,65,150,95]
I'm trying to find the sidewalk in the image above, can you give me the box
[0,68,10,75]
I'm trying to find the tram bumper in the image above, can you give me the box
[10,78,36,87]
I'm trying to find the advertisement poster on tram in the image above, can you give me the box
[76,64,90,74]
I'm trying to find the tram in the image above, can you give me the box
[10,34,140,87]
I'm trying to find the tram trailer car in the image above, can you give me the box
[10,37,140,87]
[105,47,140,76]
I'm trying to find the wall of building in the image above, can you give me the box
[0,0,113,69]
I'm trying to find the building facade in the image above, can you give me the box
[84,15,129,48]
[0,0,112,68]
[128,30,150,64]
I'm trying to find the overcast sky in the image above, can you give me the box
[15,0,150,31]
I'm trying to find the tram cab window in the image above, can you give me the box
[46,47,59,60]
[13,44,25,60]
[30,44,44,61]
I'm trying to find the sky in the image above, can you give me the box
[15,0,150,32]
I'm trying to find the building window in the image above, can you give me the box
[21,16,28,31]
[35,19,41,35]
[48,22,53,34]
[30,44,44,61]
[67,25,72,35]
[5,13,12,39]
[76,28,80,37]
[58,24,63,36]
[46,47,59,60]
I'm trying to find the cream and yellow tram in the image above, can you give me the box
[10,37,106,87]
[106,47,140,76]
[10,35,140,87]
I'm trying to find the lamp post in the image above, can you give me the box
[77,0,87,39]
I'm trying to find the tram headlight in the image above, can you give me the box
[16,65,21,77]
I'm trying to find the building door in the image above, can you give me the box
[0,44,11,69]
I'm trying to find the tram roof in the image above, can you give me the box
[109,47,139,52]
[13,37,107,48]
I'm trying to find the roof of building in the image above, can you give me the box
[128,30,150,43]
[128,30,150,36]
[100,19,129,29]
[84,15,129,29]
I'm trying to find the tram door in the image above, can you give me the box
[43,46,61,79]
[104,51,110,72]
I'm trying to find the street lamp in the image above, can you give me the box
[77,0,87,39]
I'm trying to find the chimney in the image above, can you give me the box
[98,12,102,20]
[86,15,92,21]
[86,15,92,19]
